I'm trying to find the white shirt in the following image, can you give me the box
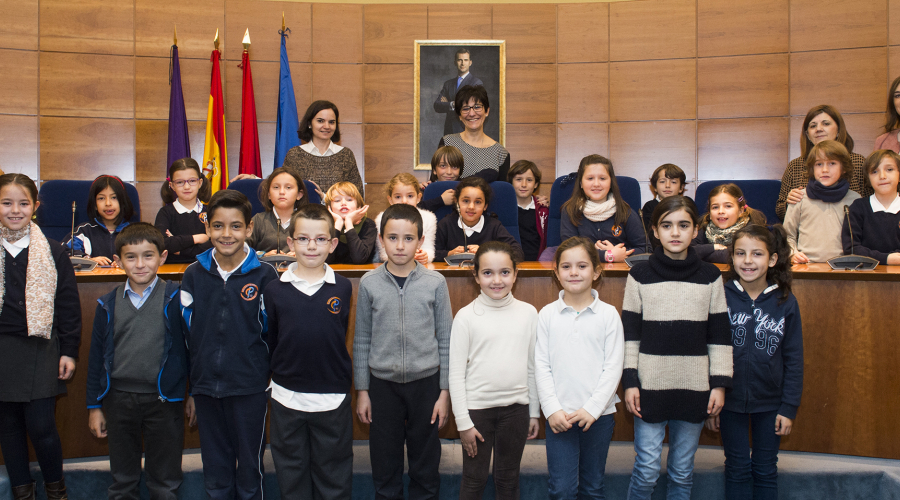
[517,198,535,210]
[458,215,485,238]
[212,243,252,282]
[173,199,202,214]
[124,276,159,309]
[870,194,900,214]
[268,262,346,412]
[534,290,624,419]
[300,141,344,157]
[2,234,29,258]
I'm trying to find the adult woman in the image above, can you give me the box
[438,85,510,183]
[775,104,870,221]
[874,76,900,153]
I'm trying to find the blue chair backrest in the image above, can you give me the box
[423,180,459,222]
[546,174,642,248]
[489,181,521,244]
[227,179,321,217]
[694,180,781,224]
[37,180,141,242]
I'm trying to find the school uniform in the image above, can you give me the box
[66,218,130,259]
[517,196,548,261]
[154,200,211,263]
[434,214,524,262]
[247,210,293,255]
[842,195,900,264]
[326,218,377,265]
[560,209,647,257]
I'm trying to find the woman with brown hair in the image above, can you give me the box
[874,76,900,153]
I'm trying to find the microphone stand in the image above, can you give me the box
[624,209,652,268]
[825,205,878,270]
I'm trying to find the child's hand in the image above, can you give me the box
[328,208,345,232]
[166,229,174,237]
[90,256,113,267]
[431,390,450,429]
[447,246,467,256]
[714,244,727,251]
[441,189,456,206]
[535,195,550,208]
[887,252,900,265]
[309,180,325,201]
[791,252,810,265]
[567,409,597,432]
[192,233,209,244]
[348,205,370,226]
[356,390,372,424]
[707,387,725,416]
[414,249,429,264]
[527,418,540,439]
[58,356,76,380]
[88,408,107,438]
[625,387,641,418]
[787,187,806,205]
[704,415,720,432]
[547,410,571,434]
[185,396,197,427]
[465,245,479,254]
[420,180,432,190]
[775,414,793,436]
[460,427,484,457]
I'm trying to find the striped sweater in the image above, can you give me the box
[621,247,733,424]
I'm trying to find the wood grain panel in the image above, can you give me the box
[890,46,900,86]
[610,0,695,61]
[135,181,164,224]
[337,123,365,183]
[790,0,887,52]
[492,4,556,64]
[364,183,389,218]
[136,0,225,60]
[558,63,608,123]
[506,63,556,124]
[224,59,283,123]
[40,117,135,181]
[0,0,38,50]
[0,115,38,178]
[426,4,492,40]
[135,119,208,182]
[39,0,134,55]
[364,5,427,64]
[556,123,610,177]
[506,124,556,196]
[698,117,789,180]
[610,59,696,122]
[558,3,608,63]
[312,64,364,123]
[892,0,900,46]
[790,48,887,116]
[224,121,277,179]
[312,3,362,64]
[224,1,310,63]
[0,49,38,115]
[135,56,217,121]
[698,0,788,57]
[40,52,135,119]
[609,121,697,184]
[363,124,412,184]
[363,64,414,124]
[698,54,789,119]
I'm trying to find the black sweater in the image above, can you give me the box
[326,218,377,265]
[434,214,523,262]
[154,203,212,263]
[841,196,900,265]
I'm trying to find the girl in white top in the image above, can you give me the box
[373,173,437,263]
[449,241,540,500]
[535,236,624,499]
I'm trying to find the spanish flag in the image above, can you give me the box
[202,47,228,193]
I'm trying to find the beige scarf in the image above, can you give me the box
[583,198,617,222]
[0,222,57,339]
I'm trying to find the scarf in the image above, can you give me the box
[583,198,617,222]
[705,212,750,246]
[0,222,57,339]
[339,216,367,244]
[806,178,850,203]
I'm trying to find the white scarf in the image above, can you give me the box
[0,222,57,339]
[583,198,617,222]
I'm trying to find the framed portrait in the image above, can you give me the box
[414,40,506,170]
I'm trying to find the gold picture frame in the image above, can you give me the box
[414,40,506,170]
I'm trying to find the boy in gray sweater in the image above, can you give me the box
[354,204,454,500]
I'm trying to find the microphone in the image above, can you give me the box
[68,201,98,271]
[638,208,652,254]
[826,204,878,270]
[625,208,652,268]
[444,203,475,266]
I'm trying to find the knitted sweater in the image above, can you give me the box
[373,208,438,263]
[621,247,733,424]
[783,190,861,262]
[247,210,293,254]
[776,153,870,221]
[282,146,364,196]
[154,203,212,263]
[841,195,900,264]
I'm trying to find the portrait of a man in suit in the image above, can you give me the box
[433,48,484,135]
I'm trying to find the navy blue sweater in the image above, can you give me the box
[264,275,353,394]
[434,214,523,262]
[154,203,212,263]
[691,230,731,264]
[724,280,803,419]
[180,248,279,398]
[560,208,647,256]
[841,196,900,265]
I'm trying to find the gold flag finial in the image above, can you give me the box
[173,24,177,46]
[282,12,286,32]
[242,28,251,51]
[213,28,219,50]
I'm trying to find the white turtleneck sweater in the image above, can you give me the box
[449,291,540,431]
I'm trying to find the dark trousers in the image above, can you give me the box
[193,392,269,500]
[105,390,184,500]
[0,397,63,487]
[368,373,441,500]
[270,396,353,500]
[460,404,530,500]
[719,409,781,500]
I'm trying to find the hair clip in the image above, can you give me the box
[165,177,171,182]
[737,196,745,203]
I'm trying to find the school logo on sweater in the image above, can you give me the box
[327,296,342,314]
[611,225,622,237]
[241,284,259,301]
[199,212,208,224]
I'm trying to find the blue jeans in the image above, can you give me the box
[626,418,704,500]
[719,409,781,500]
[545,414,615,500]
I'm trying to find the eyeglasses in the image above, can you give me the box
[171,178,201,188]
[460,105,484,114]
[291,236,331,247]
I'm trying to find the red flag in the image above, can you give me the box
[238,44,262,177]
[203,48,228,193]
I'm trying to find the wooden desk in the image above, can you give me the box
[54,262,900,460]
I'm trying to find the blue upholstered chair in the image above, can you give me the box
[228,179,321,217]
[422,180,522,244]
[422,181,459,222]
[36,180,142,242]
[694,180,781,224]
[546,174,642,248]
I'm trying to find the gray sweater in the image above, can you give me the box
[353,263,453,390]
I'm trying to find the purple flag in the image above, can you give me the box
[167,44,190,170]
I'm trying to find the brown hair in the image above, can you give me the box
[259,167,309,212]
[288,203,336,238]
[562,155,630,228]
[115,222,165,256]
[473,240,518,273]
[884,76,900,134]
[648,163,687,198]
[324,181,364,208]
[161,158,211,204]
[430,146,464,181]
[699,184,767,229]
[805,140,852,181]
[800,104,854,160]
[0,173,38,206]
[726,224,793,304]
[863,149,900,192]
[651,195,700,229]
[299,100,340,143]
[553,236,602,286]
[507,160,542,189]
[383,173,422,199]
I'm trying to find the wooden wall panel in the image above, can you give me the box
[135,56,217,121]
[224,121,277,178]
[558,63,608,123]
[39,0,134,55]
[224,59,282,123]
[364,183,389,217]
[337,123,365,181]
[506,123,556,195]
[557,3,608,63]
[843,113,884,158]
[224,1,310,63]
[0,0,38,50]
[363,63,414,124]
[0,49,38,115]
[364,5,427,64]
[790,0,887,52]
[790,47,887,116]
[0,115,39,178]
[40,117,135,181]
[609,121,697,183]
[697,54,789,119]
[556,123,609,177]
[610,59,697,122]
[698,0,788,57]
[506,63,556,124]
[426,5,492,40]
[610,0,696,61]
[135,119,207,181]
[136,0,226,60]
[892,0,900,46]
[40,53,135,119]
[890,46,900,84]
[363,124,412,184]
[492,4,557,64]
[698,117,789,180]
[134,181,164,224]
[312,4,362,64]
[312,63,364,123]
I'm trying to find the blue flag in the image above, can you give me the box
[274,32,301,171]
[166,44,191,170]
